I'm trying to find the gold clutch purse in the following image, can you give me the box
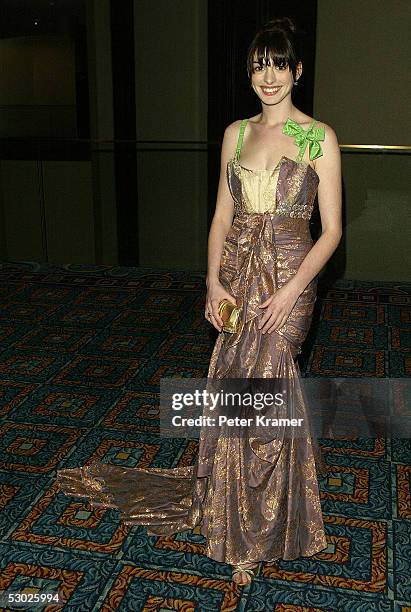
[218,299,241,333]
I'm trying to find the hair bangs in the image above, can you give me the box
[246,27,300,79]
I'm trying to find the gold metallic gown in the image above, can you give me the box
[57,119,328,565]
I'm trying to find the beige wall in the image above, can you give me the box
[0,1,208,268]
[0,0,118,266]
[0,35,76,137]
[1,2,409,280]
[315,0,409,144]
[1,160,95,263]
[315,0,411,281]
[134,0,208,270]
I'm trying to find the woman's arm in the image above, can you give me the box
[205,121,241,331]
[287,124,342,295]
[206,121,239,285]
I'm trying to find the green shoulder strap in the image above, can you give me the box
[235,119,249,160]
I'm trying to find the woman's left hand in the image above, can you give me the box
[258,283,301,334]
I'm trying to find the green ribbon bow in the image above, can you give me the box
[282,118,325,162]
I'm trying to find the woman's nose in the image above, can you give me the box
[263,67,277,83]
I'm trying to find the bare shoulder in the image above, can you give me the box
[315,120,340,149]
[220,119,243,161]
[311,120,340,168]
[223,119,243,140]
[312,120,341,182]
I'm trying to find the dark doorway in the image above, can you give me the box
[207,1,318,224]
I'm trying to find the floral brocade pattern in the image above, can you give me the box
[55,118,328,567]
[196,121,328,563]
[227,155,319,219]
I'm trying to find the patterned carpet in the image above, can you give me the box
[0,260,410,611]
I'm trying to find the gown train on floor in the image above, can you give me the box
[57,117,328,565]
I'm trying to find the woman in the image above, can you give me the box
[200,16,341,584]
[57,16,342,587]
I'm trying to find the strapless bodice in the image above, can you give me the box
[227,155,320,218]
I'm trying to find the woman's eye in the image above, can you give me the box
[254,63,286,72]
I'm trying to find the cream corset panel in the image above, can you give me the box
[239,166,280,214]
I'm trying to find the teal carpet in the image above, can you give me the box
[0,261,410,611]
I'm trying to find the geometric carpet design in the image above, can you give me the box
[0,261,410,611]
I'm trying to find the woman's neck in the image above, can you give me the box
[256,104,296,127]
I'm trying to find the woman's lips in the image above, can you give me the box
[261,86,281,96]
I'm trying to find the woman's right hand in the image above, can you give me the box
[205,280,237,332]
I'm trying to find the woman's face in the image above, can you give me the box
[250,51,302,105]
